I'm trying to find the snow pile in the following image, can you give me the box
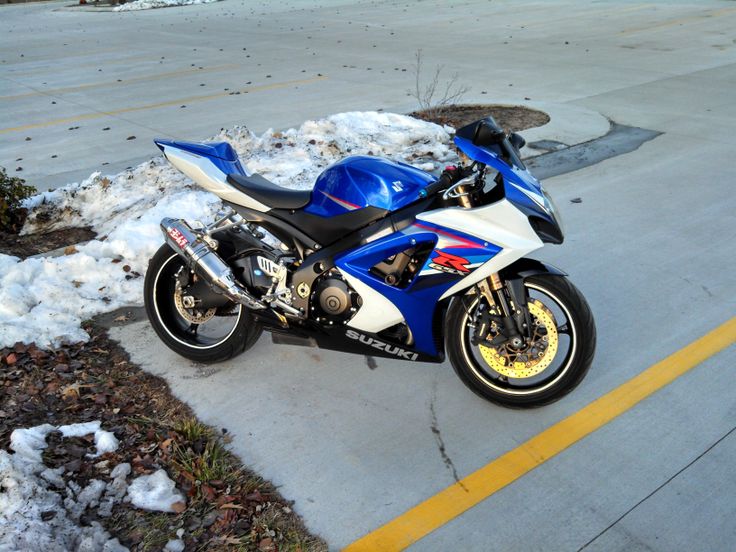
[22,112,452,233]
[114,0,222,12]
[0,422,127,551]
[0,112,453,348]
[59,421,120,457]
[229,111,454,187]
[127,470,185,513]
[1,420,188,549]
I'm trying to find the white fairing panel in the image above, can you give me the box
[417,199,544,299]
[161,146,270,212]
[340,271,405,334]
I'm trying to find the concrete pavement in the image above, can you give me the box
[4,0,736,550]
[0,0,688,191]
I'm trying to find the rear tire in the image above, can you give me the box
[446,275,595,408]
[144,244,262,363]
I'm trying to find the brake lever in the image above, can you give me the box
[442,174,477,200]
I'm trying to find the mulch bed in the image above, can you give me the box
[411,103,550,132]
[0,226,96,259]
[0,325,327,551]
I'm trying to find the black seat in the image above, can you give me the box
[227,173,312,210]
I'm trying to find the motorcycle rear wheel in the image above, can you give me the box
[144,244,262,363]
[446,275,596,408]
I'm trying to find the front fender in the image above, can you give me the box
[500,258,566,321]
[499,258,567,280]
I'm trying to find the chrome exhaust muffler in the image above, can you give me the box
[160,217,266,311]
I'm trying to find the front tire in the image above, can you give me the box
[144,244,262,363]
[446,275,596,408]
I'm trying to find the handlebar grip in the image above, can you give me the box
[423,172,453,197]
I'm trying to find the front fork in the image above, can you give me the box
[472,273,533,347]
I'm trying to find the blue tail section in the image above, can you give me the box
[154,139,248,176]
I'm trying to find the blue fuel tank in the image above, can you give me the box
[304,156,435,216]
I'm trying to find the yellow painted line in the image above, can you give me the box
[619,6,736,36]
[521,3,652,29]
[0,75,328,135]
[614,4,653,14]
[5,54,168,78]
[1,64,240,101]
[345,316,736,551]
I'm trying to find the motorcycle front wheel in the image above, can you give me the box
[446,275,596,408]
[144,244,262,363]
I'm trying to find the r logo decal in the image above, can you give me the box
[429,250,471,275]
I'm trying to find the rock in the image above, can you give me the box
[201,510,219,527]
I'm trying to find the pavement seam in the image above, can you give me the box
[429,379,466,492]
[577,424,736,551]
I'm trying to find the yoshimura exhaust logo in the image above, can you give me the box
[346,329,418,360]
[167,227,189,249]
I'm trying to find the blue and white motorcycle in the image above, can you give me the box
[144,117,595,407]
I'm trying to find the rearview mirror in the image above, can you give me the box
[509,132,526,150]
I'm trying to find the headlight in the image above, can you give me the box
[541,187,565,235]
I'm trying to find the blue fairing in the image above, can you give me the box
[304,156,435,216]
[454,136,557,226]
[335,221,500,356]
[154,139,248,177]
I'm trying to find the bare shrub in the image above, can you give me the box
[0,167,36,233]
[409,49,471,119]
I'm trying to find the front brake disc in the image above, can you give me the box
[478,299,559,379]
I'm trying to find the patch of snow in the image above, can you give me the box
[2,112,453,349]
[114,0,221,12]
[103,539,130,552]
[99,463,131,518]
[1,423,128,551]
[40,466,66,489]
[93,430,120,457]
[413,161,437,171]
[65,479,107,521]
[110,462,132,480]
[58,421,120,457]
[127,469,185,513]
[164,538,186,552]
[9,424,55,465]
[2,187,219,348]
[59,420,101,438]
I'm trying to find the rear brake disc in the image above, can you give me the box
[174,285,217,324]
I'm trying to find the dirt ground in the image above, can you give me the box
[411,103,550,132]
[0,226,96,259]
